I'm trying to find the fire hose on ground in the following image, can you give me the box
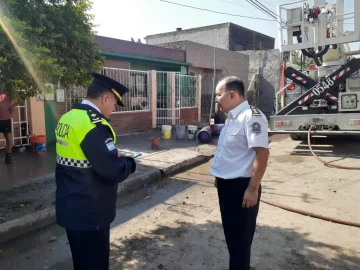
[260,126,360,228]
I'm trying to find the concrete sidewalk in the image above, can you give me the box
[0,128,218,250]
[0,129,215,190]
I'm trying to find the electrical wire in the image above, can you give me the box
[252,0,279,20]
[246,0,287,25]
[260,199,360,228]
[259,0,275,7]
[260,127,360,228]
[246,0,277,20]
[159,0,276,21]
[307,126,360,170]
[221,0,279,28]
[220,0,254,9]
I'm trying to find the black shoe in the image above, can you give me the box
[5,153,12,164]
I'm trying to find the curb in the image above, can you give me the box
[0,154,213,245]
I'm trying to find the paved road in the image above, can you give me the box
[1,136,360,270]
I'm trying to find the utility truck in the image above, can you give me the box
[269,0,360,140]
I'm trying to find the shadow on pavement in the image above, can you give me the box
[0,177,198,268]
[107,220,360,270]
[289,136,360,159]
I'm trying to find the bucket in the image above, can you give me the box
[162,125,172,140]
[151,137,160,149]
[198,126,213,144]
[187,125,198,140]
[30,135,47,156]
[175,125,186,140]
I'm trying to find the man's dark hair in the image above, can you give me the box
[86,82,112,99]
[222,76,245,97]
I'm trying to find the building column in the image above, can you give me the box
[197,74,202,122]
[171,72,176,125]
[151,70,157,128]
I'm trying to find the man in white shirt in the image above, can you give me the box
[210,76,269,270]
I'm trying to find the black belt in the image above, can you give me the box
[216,176,251,181]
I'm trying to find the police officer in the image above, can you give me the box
[55,72,137,270]
[210,76,269,270]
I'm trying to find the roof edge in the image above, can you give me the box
[145,23,230,39]
[102,51,192,66]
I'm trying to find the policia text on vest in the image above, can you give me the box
[55,122,70,139]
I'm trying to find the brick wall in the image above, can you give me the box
[56,102,66,121]
[109,111,153,134]
[180,108,198,125]
[56,102,153,134]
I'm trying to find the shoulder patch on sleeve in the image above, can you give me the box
[87,109,103,124]
[250,122,262,135]
[105,140,116,151]
[250,106,262,116]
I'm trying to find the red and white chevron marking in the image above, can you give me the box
[298,93,314,105]
[332,67,350,80]
[325,93,338,102]
[291,73,307,83]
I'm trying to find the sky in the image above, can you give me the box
[91,0,359,51]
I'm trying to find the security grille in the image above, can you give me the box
[0,100,30,148]
[102,67,150,112]
[66,85,87,111]
[177,74,198,108]
[156,71,180,126]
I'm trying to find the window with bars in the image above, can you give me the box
[177,74,197,108]
[102,67,150,112]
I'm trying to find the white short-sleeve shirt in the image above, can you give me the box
[210,101,269,179]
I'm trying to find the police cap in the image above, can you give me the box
[90,72,129,107]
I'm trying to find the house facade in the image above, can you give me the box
[146,40,250,122]
[145,23,275,52]
[1,36,201,149]
[145,23,279,119]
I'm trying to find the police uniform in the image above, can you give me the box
[55,73,136,270]
[210,100,269,270]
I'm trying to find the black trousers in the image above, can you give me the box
[217,177,262,270]
[66,226,110,270]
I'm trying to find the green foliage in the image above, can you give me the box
[291,50,314,69]
[0,0,104,100]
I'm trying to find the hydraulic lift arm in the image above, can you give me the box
[277,58,360,116]
[284,67,318,89]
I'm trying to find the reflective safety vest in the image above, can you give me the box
[55,108,116,167]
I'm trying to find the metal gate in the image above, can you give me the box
[0,100,30,149]
[156,72,181,126]
[65,68,151,113]
[102,67,150,112]
[65,85,87,112]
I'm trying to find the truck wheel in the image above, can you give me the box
[290,134,307,141]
